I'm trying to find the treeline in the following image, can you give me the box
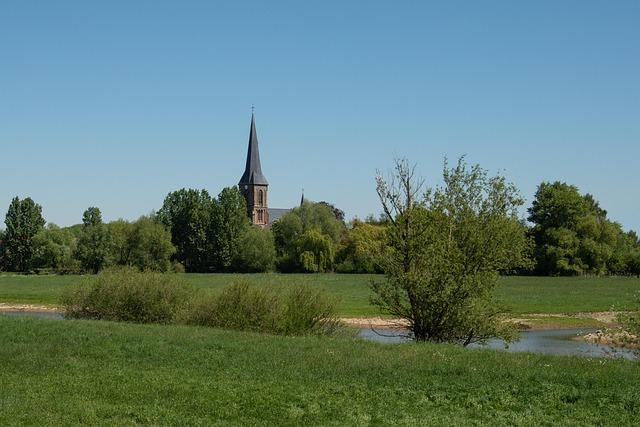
[0,197,177,274]
[528,182,640,276]
[1,180,639,276]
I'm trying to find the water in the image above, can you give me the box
[359,327,638,360]
[2,310,635,360]
[0,310,64,320]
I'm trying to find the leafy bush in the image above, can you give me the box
[61,267,193,323]
[182,280,340,336]
[232,227,276,272]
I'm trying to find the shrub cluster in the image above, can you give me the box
[61,268,192,323]
[61,268,340,336]
[183,280,340,336]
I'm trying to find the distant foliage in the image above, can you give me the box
[336,220,386,273]
[32,224,81,274]
[183,280,340,336]
[210,187,251,271]
[157,189,215,272]
[317,201,346,222]
[158,187,250,272]
[75,207,111,273]
[272,201,345,272]
[2,197,46,272]
[298,229,335,272]
[106,216,176,272]
[4,177,637,277]
[128,217,176,272]
[233,227,276,272]
[0,229,5,271]
[61,267,192,323]
[528,182,640,276]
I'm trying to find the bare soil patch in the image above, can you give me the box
[0,303,61,313]
[341,311,627,331]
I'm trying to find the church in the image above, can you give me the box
[238,114,290,228]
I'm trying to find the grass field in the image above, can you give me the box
[1,316,638,426]
[1,273,639,316]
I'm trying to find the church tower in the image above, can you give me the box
[238,113,269,227]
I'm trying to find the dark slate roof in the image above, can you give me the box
[239,114,268,186]
[268,208,290,225]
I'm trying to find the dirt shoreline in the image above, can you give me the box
[341,311,624,331]
[0,304,627,332]
[0,303,61,313]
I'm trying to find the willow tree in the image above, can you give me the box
[373,158,530,345]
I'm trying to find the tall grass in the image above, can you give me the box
[61,267,195,323]
[182,280,341,336]
[60,268,340,336]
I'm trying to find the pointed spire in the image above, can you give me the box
[239,112,268,186]
[300,188,305,206]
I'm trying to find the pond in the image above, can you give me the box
[359,327,638,360]
[1,310,636,360]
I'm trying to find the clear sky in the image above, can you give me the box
[1,1,639,231]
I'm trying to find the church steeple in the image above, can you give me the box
[239,113,268,186]
[239,112,269,227]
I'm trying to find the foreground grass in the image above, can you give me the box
[0,316,638,426]
[1,273,639,316]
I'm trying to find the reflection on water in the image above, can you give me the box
[358,327,638,360]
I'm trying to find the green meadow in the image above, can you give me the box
[1,316,638,426]
[1,273,639,316]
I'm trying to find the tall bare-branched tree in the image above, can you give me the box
[373,158,531,345]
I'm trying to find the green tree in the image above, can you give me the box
[2,197,46,272]
[75,207,110,273]
[127,216,176,272]
[336,220,386,273]
[0,229,6,271]
[233,227,276,272]
[107,219,133,266]
[272,201,345,272]
[528,182,635,275]
[373,158,529,344]
[32,224,80,273]
[106,217,176,272]
[317,201,346,223]
[210,187,251,271]
[298,229,335,272]
[628,250,640,277]
[157,189,214,272]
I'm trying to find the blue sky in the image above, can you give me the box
[1,1,639,231]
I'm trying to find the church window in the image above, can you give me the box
[258,189,264,206]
